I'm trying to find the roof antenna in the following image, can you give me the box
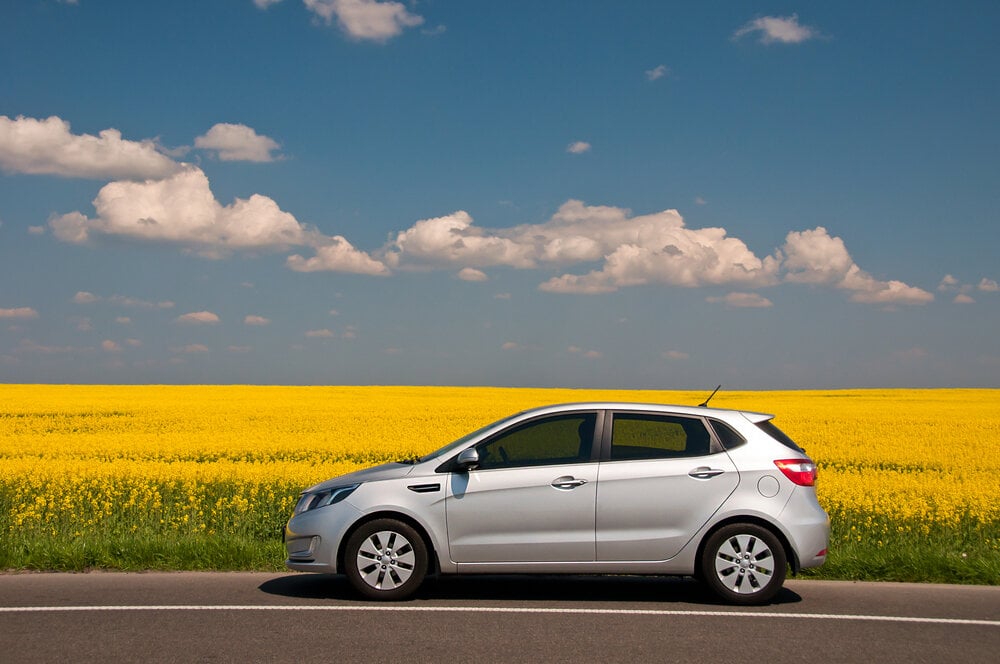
[698,385,721,408]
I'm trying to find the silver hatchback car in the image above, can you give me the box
[285,402,829,605]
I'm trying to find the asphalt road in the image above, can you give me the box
[1,572,997,663]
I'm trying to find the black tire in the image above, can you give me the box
[343,518,428,601]
[700,523,787,605]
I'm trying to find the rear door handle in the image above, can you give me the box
[551,476,588,489]
[688,467,725,480]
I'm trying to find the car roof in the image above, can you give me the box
[513,401,774,423]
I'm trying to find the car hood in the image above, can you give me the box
[304,462,417,492]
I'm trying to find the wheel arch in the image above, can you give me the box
[694,515,800,578]
[336,510,441,576]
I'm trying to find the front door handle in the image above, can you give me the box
[551,476,588,489]
[688,467,725,480]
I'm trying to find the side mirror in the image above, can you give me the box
[454,447,480,471]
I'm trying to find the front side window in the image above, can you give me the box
[610,413,712,460]
[474,413,596,470]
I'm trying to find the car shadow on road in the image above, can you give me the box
[258,573,803,606]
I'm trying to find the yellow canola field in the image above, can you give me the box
[1,385,998,544]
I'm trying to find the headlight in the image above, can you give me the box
[293,484,360,515]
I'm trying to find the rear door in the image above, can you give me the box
[595,411,739,561]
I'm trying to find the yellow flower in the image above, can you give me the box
[1,386,997,545]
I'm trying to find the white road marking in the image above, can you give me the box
[0,604,997,626]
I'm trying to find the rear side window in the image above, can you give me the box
[610,413,712,460]
[710,419,746,451]
[756,420,804,452]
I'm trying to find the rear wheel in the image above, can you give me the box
[344,518,428,601]
[700,523,787,605]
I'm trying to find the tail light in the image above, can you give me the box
[774,458,817,486]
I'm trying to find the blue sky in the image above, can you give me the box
[1,1,998,388]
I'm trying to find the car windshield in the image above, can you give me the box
[417,412,524,463]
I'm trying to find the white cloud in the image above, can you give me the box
[707,292,774,308]
[0,115,181,180]
[376,201,926,304]
[501,341,541,352]
[176,311,220,324]
[535,201,780,293]
[173,344,210,354]
[254,0,283,8]
[28,225,46,235]
[0,307,39,319]
[567,141,592,154]
[47,161,387,273]
[383,210,535,270]
[734,14,821,45]
[244,315,271,326]
[228,345,252,353]
[44,157,932,307]
[73,291,99,304]
[125,338,142,347]
[303,0,423,41]
[287,235,389,275]
[938,274,960,291]
[305,328,335,338]
[938,274,997,300]
[109,295,175,309]
[662,350,690,361]
[842,274,934,305]
[101,340,121,352]
[568,346,603,360]
[457,267,488,282]
[781,227,933,305]
[16,339,78,354]
[194,123,281,162]
[51,167,309,255]
[892,346,929,361]
[115,317,132,324]
[780,227,854,285]
[645,65,669,81]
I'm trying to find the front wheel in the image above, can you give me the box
[344,518,428,601]
[700,523,787,605]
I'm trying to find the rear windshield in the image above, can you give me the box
[756,420,804,452]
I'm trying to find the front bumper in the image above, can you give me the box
[283,501,363,573]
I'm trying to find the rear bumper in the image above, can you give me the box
[779,491,830,570]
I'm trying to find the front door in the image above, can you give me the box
[445,412,599,563]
